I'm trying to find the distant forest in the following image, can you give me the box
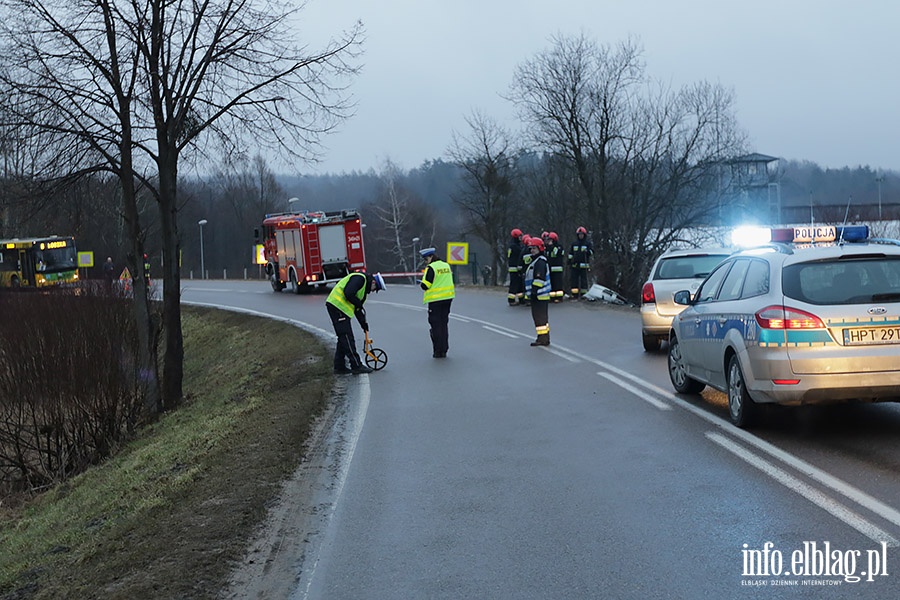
[2,155,896,302]
[167,156,900,301]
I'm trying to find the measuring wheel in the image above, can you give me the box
[364,333,388,371]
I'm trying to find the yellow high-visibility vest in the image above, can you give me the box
[422,260,455,304]
[327,272,367,317]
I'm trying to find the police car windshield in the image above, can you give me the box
[782,257,900,305]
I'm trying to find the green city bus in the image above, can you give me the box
[0,236,79,288]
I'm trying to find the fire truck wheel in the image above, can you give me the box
[270,276,285,292]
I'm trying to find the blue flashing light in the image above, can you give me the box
[835,225,869,242]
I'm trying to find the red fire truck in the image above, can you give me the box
[257,208,366,293]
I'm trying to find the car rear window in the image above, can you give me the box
[782,257,900,305]
[655,254,729,280]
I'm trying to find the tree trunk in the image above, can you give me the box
[158,151,184,410]
[119,133,162,417]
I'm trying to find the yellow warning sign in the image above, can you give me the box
[119,267,131,280]
[446,242,468,265]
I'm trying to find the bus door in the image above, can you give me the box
[20,249,35,286]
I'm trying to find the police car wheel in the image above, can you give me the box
[668,336,704,394]
[727,355,759,428]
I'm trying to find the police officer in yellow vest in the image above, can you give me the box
[326,271,386,374]
[419,248,455,358]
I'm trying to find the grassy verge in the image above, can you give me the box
[0,306,333,599]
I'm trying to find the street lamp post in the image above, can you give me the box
[198,219,208,279]
[876,176,884,220]
[411,237,420,284]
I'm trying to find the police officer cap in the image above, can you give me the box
[373,272,387,292]
[419,247,436,258]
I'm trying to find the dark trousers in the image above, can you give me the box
[327,303,363,369]
[550,271,565,299]
[531,299,550,342]
[507,271,523,304]
[427,299,452,355]
[570,268,589,296]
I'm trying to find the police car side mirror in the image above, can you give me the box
[673,290,692,305]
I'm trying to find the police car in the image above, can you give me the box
[640,247,732,351]
[667,225,900,427]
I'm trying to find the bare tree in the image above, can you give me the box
[369,159,414,272]
[508,33,746,300]
[446,110,518,285]
[0,0,362,409]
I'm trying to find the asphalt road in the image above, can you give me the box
[182,279,900,599]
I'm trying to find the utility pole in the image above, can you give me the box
[876,175,884,220]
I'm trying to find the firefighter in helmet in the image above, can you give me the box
[568,226,593,299]
[325,271,386,374]
[519,234,534,306]
[546,232,565,302]
[524,237,551,346]
[507,228,524,306]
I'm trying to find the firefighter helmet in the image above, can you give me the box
[541,231,550,239]
[511,228,523,238]
[576,226,587,236]
[527,237,545,252]
[548,232,559,241]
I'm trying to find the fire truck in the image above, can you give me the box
[257,208,366,293]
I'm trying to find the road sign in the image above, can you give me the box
[446,242,468,265]
[77,251,94,268]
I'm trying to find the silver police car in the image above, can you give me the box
[667,225,900,427]
[640,247,732,351]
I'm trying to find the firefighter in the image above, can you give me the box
[519,234,534,306]
[568,226,593,299]
[325,271,386,374]
[143,253,151,288]
[546,232,565,301]
[419,248,455,358]
[507,228,524,306]
[524,237,551,346]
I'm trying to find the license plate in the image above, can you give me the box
[843,326,900,345]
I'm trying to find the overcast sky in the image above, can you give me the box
[297,0,898,175]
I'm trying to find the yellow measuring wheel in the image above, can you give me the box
[363,331,388,371]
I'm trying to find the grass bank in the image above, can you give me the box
[0,306,332,599]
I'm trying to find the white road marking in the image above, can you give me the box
[295,377,371,600]
[599,372,671,410]
[707,432,900,547]
[540,346,581,362]
[550,341,900,536]
[183,301,335,340]
[482,325,520,339]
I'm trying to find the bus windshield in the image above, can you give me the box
[34,246,77,272]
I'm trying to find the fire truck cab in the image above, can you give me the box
[258,209,366,293]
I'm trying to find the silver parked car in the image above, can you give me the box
[640,248,732,351]
[667,225,900,427]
